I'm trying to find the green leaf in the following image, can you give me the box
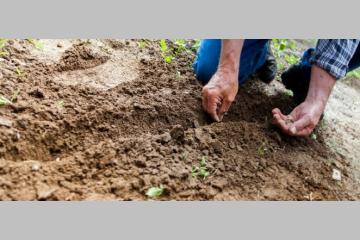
[146,186,164,198]
[200,156,207,167]
[191,39,201,51]
[15,67,24,77]
[57,100,64,109]
[348,69,360,79]
[0,51,8,57]
[192,156,210,179]
[279,42,286,51]
[284,54,298,65]
[27,38,44,50]
[137,39,147,49]
[164,55,173,63]
[0,95,11,106]
[0,39,8,49]
[160,39,167,52]
[284,90,293,97]
[10,89,20,102]
[310,133,317,141]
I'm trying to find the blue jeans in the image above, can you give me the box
[193,39,269,85]
[193,39,360,85]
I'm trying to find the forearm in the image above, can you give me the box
[218,39,244,75]
[305,65,336,106]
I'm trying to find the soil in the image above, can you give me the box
[0,39,359,200]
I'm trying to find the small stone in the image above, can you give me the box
[193,120,200,128]
[211,141,223,154]
[134,158,147,168]
[228,141,236,149]
[170,125,184,141]
[37,186,57,200]
[31,163,40,171]
[29,88,45,99]
[202,149,209,156]
[0,117,12,127]
[236,145,243,151]
[211,179,228,189]
[133,102,148,110]
[332,169,341,181]
[157,132,172,143]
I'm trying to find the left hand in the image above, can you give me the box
[272,100,325,137]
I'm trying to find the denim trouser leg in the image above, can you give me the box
[299,43,360,78]
[193,39,269,85]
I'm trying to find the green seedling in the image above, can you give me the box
[146,185,164,198]
[347,69,360,79]
[137,39,147,49]
[310,133,317,141]
[257,142,268,156]
[277,62,285,71]
[284,54,299,65]
[0,39,9,58]
[284,90,293,97]
[179,152,188,161]
[0,50,8,57]
[159,39,174,63]
[173,39,187,54]
[10,89,20,102]
[0,95,11,106]
[57,100,64,109]
[272,39,297,59]
[174,39,186,47]
[192,156,210,179]
[160,39,167,52]
[163,55,173,63]
[191,39,201,51]
[0,39,8,49]
[26,38,44,50]
[15,67,24,77]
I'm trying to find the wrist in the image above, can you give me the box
[305,65,335,108]
[217,66,238,79]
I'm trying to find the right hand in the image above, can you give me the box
[201,70,238,122]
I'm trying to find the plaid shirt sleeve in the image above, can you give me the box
[310,39,360,79]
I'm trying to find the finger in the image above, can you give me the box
[273,113,290,133]
[207,94,220,122]
[201,87,209,111]
[272,108,287,121]
[288,116,311,135]
[217,98,232,121]
[294,127,314,137]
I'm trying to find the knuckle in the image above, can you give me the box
[309,118,317,126]
[225,96,234,103]
[202,87,209,95]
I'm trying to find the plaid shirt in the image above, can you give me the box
[310,39,360,79]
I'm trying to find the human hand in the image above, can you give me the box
[272,100,325,137]
[202,70,238,122]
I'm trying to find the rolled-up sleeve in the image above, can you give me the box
[310,39,360,79]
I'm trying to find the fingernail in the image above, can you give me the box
[290,126,297,134]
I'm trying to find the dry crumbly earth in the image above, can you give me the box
[0,39,359,201]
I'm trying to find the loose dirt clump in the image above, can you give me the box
[0,39,359,200]
[56,42,110,72]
